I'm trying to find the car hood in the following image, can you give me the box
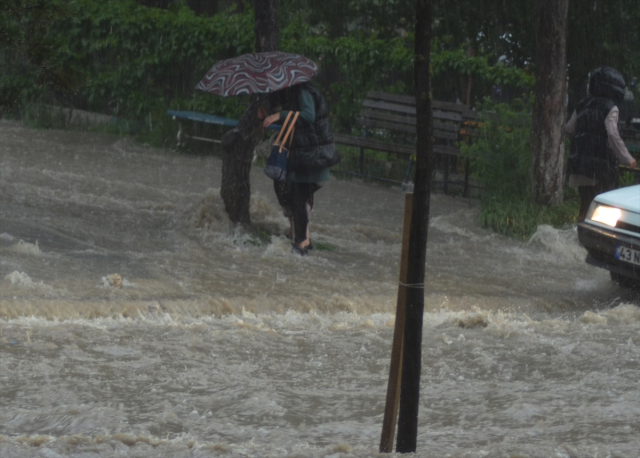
[595,185,640,213]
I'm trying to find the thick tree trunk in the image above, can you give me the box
[395,0,433,453]
[530,0,569,206]
[254,0,278,52]
[220,0,278,224]
[220,99,263,224]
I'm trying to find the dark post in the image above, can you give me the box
[395,0,433,453]
[219,0,278,224]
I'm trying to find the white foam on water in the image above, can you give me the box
[9,239,42,256]
[3,271,52,292]
[429,207,492,242]
[528,224,587,263]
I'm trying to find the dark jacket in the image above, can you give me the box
[275,83,340,174]
[568,96,619,185]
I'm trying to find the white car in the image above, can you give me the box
[578,184,640,286]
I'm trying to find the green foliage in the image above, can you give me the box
[1,0,251,117]
[461,97,578,239]
[283,0,640,113]
[313,241,337,252]
[567,1,640,108]
[478,196,579,240]
[620,170,637,188]
[280,21,412,130]
[432,48,534,89]
[331,145,411,184]
[280,0,414,40]
[280,17,533,132]
[55,0,254,117]
[2,0,535,145]
[433,0,537,67]
[461,97,534,199]
[0,0,70,108]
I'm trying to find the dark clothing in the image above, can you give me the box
[272,83,340,175]
[278,89,315,125]
[291,182,321,244]
[273,179,321,244]
[568,96,619,186]
[567,68,635,222]
[273,179,291,211]
[287,84,334,151]
[268,83,339,249]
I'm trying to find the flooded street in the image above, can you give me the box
[1,119,640,457]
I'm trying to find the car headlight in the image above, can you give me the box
[589,204,621,227]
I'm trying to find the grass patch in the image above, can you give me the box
[479,192,580,240]
[241,224,277,247]
[461,97,582,240]
[313,240,337,252]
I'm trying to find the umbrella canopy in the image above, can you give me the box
[196,51,318,97]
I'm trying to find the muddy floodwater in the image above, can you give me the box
[1,119,640,457]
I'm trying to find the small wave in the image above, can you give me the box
[579,303,640,326]
[527,224,586,263]
[189,188,286,237]
[9,239,42,256]
[429,207,492,242]
[3,271,51,292]
[0,232,15,243]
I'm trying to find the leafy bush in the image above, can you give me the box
[461,97,578,239]
[1,1,534,131]
[462,98,533,199]
[478,196,579,240]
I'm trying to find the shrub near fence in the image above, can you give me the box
[56,1,255,117]
[1,1,534,150]
[461,97,580,239]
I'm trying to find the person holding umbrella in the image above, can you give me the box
[197,52,339,254]
[261,81,340,255]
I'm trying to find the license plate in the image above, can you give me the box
[615,246,640,266]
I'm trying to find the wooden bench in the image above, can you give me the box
[333,91,479,195]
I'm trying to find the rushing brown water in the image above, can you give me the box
[1,119,639,457]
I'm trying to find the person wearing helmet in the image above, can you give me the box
[566,66,637,221]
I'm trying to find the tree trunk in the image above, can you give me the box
[254,0,278,53]
[530,0,569,206]
[395,0,433,453]
[220,99,263,225]
[220,0,278,224]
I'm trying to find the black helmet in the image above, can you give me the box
[589,66,626,104]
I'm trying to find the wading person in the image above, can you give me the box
[566,66,637,221]
[261,82,340,255]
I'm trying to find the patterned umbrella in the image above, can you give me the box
[196,51,318,96]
